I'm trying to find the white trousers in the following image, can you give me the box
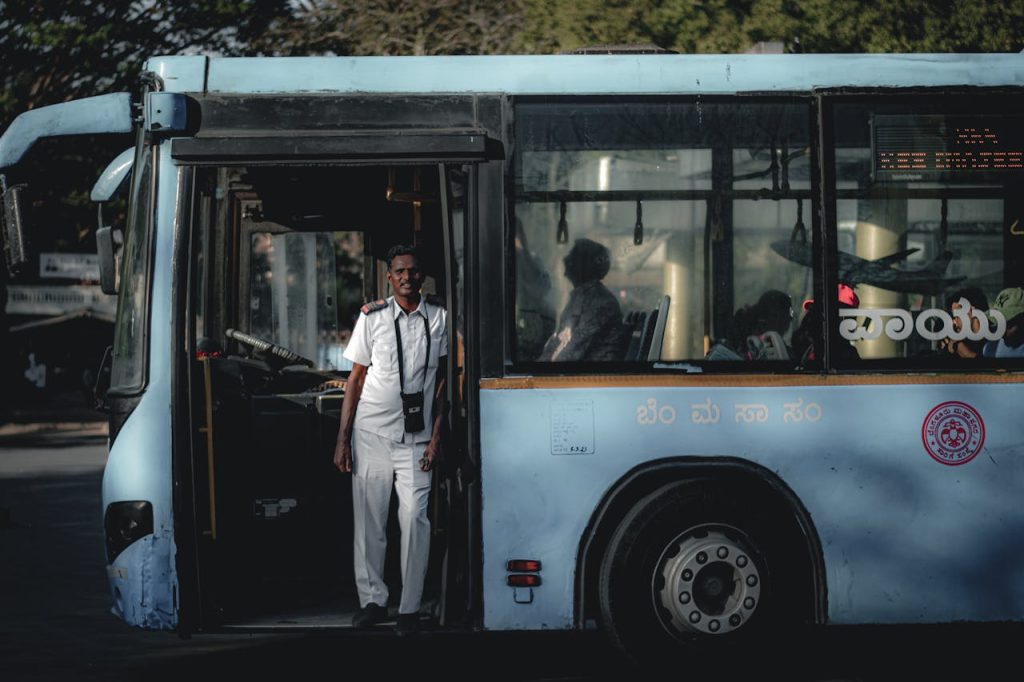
[351,428,432,615]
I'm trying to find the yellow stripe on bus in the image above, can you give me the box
[480,373,1024,390]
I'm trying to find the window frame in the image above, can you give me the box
[506,94,822,376]
[819,89,1024,373]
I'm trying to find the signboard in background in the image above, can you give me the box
[5,285,116,318]
[39,252,100,281]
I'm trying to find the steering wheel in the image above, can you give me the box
[225,328,315,368]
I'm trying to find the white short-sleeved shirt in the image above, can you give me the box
[344,296,448,443]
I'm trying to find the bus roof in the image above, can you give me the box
[148,53,1024,96]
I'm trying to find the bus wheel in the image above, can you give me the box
[598,480,799,661]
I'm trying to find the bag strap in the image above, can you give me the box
[393,306,431,392]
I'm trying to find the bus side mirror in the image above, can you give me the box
[97,225,118,294]
[2,179,30,273]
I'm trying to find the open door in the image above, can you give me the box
[177,156,485,632]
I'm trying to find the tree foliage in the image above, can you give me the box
[0,0,290,253]
[260,0,526,56]
[1,1,290,124]
[514,0,1024,55]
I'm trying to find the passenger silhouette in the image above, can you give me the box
[539,238,624,362]
[728,289,794,358]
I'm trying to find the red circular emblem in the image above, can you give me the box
[922,401,985,466]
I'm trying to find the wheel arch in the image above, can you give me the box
[575,457,827,629]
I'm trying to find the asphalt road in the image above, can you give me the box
[0,423,636,682]
[2,423,1022,681]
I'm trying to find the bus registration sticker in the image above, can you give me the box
[922,401,985,466]
[551,400,595,455]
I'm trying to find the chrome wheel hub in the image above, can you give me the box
[654,526,761,636]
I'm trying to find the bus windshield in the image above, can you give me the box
[191,165,403,373]
[248,230,364,371]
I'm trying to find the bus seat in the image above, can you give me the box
[622,295,671,361]
[622,310,649,360]
[644,295,670,361]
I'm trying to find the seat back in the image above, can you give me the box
[622,310,649,361]
[622,295,670,361]
[642,295,670,361]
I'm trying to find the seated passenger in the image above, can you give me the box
[791,283,860,364]
[937,287,988,360]
[724,289,794,360]
[983,286,1024,358]
[539,238,624,362]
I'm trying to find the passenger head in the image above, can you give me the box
[754,289,794,334]
[946,286,988,313]
[948,286,988,338]
[563,238,611,287]
[944,287,989,357]
[990,286,1024,343]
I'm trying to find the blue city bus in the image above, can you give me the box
[2,53,1023,660]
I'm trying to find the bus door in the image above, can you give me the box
[171,128,493,632]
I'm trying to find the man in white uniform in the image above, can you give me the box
[334,244,447,634]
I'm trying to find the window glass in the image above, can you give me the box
[109,142,154,392]
[514,100,813,366]
[193,183,211,351]
[249,230,364,371]
[830,100,1024,365]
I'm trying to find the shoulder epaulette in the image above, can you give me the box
[361,299,388,315]
[425,293,446,309]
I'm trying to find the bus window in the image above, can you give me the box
[513,99,815,367]
[827,97,1023,367]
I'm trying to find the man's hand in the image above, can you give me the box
[420,441,439,472]
[420,361,447,473]
[334,440,353,473]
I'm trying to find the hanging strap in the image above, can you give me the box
[394,307,431,392]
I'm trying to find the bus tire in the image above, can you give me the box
[598,479,804,663]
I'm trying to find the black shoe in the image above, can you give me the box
[395,612,420,636]
[352,603,387,628]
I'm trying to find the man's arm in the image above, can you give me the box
[420,357,448,472]
[333,362,367,473]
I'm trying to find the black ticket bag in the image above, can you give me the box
[400,390,425,433]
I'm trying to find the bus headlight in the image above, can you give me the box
[104,501,153,562]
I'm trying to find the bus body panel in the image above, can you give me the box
[479,381,1024,630]
[101,145,180,629]
[194,54,1024,96]
[145,55,208,94]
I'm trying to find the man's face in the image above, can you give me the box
[563,251,584,287]
[950,297,981,335]
[387,254,423,298]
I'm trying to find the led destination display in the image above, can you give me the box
[873,114,1024,180]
